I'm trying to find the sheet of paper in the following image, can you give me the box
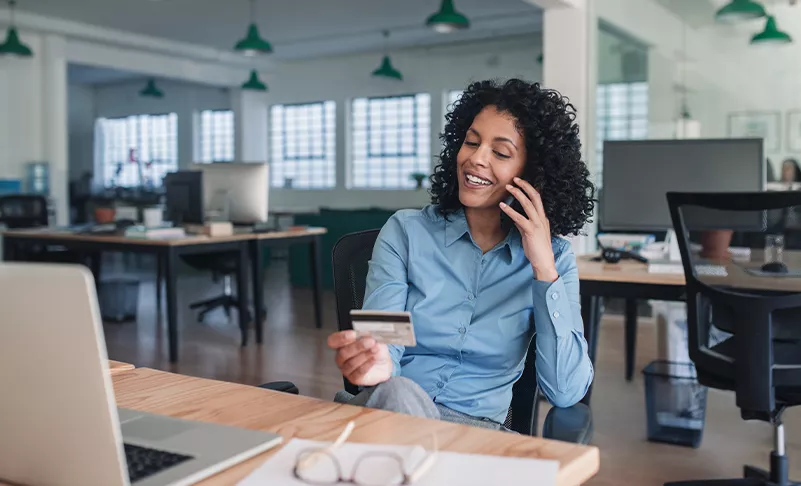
[237,438,558,486]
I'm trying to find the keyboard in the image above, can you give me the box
[125,443,193,483]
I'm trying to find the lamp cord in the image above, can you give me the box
[249,0,255,23]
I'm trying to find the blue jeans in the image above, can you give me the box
[334,376,513,432]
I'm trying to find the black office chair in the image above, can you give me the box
[331,229,593,442]
[666,191,801,486]
[182,253,252,324]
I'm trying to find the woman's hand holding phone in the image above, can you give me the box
[500,177,559,282]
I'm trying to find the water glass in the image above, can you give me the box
[765,234,785,264]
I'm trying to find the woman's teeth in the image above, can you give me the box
[466,174,491,185]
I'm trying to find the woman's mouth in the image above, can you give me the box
[464,173,493,188]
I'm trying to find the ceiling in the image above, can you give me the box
[67,63,145,85]
[14,0,542,60]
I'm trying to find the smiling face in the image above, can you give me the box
[456,106,527,210]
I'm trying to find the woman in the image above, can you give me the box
[327,79,596,431]
[781,158,801,184]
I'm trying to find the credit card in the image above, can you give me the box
[350,310,416,346]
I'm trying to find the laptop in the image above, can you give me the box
[0,263,283,486]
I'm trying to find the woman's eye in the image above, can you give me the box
[494,151,511,159]
[464,141,479,147]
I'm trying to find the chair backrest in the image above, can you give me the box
[0,195,48,229]
[668,191,801,417]
[331,229,541,434]
[331,229,381,395]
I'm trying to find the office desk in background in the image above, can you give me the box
[110,368,600,486]
[577,253,801,397]
[1,227,327,363]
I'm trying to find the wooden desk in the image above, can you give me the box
[108,360,135,375]
[1,227,327,361]
[113,368,600,486]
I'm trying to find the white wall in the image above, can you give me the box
[0,31,69,225]
[597,0,761,143]
[698,3,801,174]
[68,84,95,180]
[263,34,543,211]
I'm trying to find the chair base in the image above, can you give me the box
[189,294,251,323]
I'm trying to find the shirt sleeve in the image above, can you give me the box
[361,213,409,376]
[531,239,594,408]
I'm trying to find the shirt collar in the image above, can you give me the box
[444,208,524,264]
[444,208,470,247]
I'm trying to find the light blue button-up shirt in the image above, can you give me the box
[362,205,593,423]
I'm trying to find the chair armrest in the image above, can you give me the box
[257,381,299,395]
[542,403,593,445]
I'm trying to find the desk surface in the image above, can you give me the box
[108,360,135,375]
[1,227,327,247]
[112,368,599,486]
[578,254,801,292]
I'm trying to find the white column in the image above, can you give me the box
[525,0,597,254]
[42,34,69,226]
[231,88,269,163]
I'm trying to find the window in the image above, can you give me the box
[596,82,648,186]
[351,93,431,189]
[448,89,463,106]
[98,113,178,189]
[270,101,336,189]
[199,110,234,163]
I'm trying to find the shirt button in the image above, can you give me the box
[551,292,559,300]
[437,381,444,388]
[459,327,466,334]
[553,311,560,319]
[467,293,474,300]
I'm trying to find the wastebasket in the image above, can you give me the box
[98,277,139,322]
[642,360,707,448]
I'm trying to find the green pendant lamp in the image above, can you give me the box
[715,0,766,22]
[372,31,402,81]
[751,15,792,44]
[242,69,268,91]
[372,55,403,80]
[140,79,164,98]
[0,0,33,57]
[426,0,470,34]
[234,0,272,56]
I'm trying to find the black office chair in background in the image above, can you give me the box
[666,191,801,486]
[331,229,593,442]
[181,253,252,323]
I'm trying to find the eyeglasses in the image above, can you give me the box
[293,421,438,486]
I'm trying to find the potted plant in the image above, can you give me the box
[410,172,427,190]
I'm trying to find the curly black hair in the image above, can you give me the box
[430,78,595,237]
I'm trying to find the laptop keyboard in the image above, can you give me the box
[125,443,194,483]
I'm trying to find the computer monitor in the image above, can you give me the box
[191,162,269,225]
[601,138,765,231]
[163,171,204,224]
